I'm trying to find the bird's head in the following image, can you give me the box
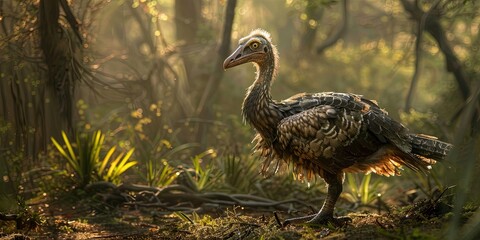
[223,29,277,70]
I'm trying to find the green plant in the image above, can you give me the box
[218,154,259,193]
[142,140,195,187]
[404,168,445,200]
[146,158,178,187]
[343,173,382,205]
[97,145,136,185]
[0,197,44,233]
[123,103,197,187]
[51,131,95,187]
[183,149,220,192]
[51,130,137,187]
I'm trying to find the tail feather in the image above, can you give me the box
[410,134,453,161]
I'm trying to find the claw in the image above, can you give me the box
[283,214,351,228]
[307,216,352,227]
[282,214,317,227]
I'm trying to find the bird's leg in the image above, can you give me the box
[307,172,346,225]
[283,172,348,227]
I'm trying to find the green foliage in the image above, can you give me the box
[51,130,137,187]
[174,211,194,224]
[145,157,178,187]
[120,103,197,187]
[51,131,96,187]
[97,146,136,185]
[404,168,446,200]
[218,154,260,193]
[141,140,194,187]
[183,149,220,192]
[0,119,24,211]
[344,173,382,205]
[0,197,44,234]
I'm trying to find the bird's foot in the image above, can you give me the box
[282,214,351,228]
[282,214,316,227]
[306,215,351,227]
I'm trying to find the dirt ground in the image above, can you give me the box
[1,197,465,240]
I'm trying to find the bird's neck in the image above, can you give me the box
[242,61,281,140]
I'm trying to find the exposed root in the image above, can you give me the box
[84,182,316,214]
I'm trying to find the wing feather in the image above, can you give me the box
[276,105,363,179]
[278,92,412,153]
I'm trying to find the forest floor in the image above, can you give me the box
[2,194,472,240]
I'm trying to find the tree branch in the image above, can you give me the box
[316,0,348,54]
[400,0,470,101]
[59,0,83,43]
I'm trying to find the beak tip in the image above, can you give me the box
[223,59,231,70]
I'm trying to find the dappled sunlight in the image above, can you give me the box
[0,0,479,239]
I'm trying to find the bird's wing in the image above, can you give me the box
[277,92,412,153]
[274,92,430,178]
[278,92,369,114]
[277,104,364,179]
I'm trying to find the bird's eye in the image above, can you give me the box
[250,42,259,49]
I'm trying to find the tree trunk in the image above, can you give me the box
[174,0,202,45]
[39,0,82,131]
[196,0,237,116]
[174,0,202,89]
[195,0,237,146]
[299,0,324,53]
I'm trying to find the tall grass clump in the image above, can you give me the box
[51,130,137,187]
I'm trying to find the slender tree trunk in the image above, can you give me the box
[404,0,441,112]
[404,21,423,112]
[174,0,202,45]
[316,0,348,54]
[174,0,202,86]
[299,0,324,53]
[195,0,237,146]
[196,0,237,115]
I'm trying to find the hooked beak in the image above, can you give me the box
[223,44,248,70]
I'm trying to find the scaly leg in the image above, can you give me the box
[283,172,349,227]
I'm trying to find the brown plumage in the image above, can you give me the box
[223,29,452,226]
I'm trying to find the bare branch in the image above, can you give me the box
[316,0,348,54]
[59,0,82,43]
[400,0,470,101]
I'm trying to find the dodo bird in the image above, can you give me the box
[223,29,452,226]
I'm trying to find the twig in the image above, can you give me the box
[433,185,455,203]
[375,218,387,229]
[0,213,19,221]
[174,211,194,225]
[274,212,282,227]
